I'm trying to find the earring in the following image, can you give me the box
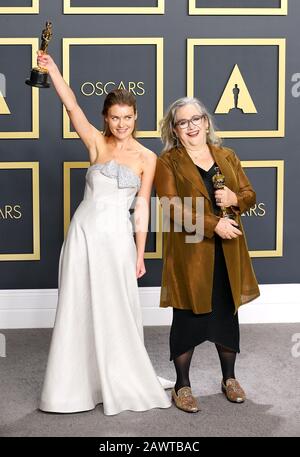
[206,128,210,134]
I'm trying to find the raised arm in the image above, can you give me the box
[37,51,103,163]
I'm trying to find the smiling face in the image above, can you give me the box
[174,103,209,149]
[105,104,137,140]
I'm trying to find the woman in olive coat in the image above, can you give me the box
[154,97,260,413]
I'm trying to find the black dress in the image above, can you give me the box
[169,163,240,361]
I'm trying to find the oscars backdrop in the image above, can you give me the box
[0,0,298,298]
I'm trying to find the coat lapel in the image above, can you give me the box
[210,144,238,192]
[170,144,238,199]
[170,146,210,200]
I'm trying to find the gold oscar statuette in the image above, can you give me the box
[25,21,53,88]
[212,166,235,220]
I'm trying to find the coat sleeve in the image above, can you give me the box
[229,151,257,215]
[154,156,219,238]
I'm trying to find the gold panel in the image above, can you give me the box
[64,0,164,14]
[63,162,162,259]
[189,0,288,15]
[0,162,40,261]
[0,38,39,139]
[187,38,286,138]
[241,160,284,258]
[62,38,163,138]
[0,0,39,14]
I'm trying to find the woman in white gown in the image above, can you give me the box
[37,52,173,415]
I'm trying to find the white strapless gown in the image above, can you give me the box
[40,161,173,416]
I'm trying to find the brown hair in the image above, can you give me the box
[102,89,137,137]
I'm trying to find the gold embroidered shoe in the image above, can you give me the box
[221,378,246,403]
[171,387,200,413]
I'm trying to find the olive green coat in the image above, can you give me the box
[154,144,260,314]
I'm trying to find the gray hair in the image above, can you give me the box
[160,97,222,152]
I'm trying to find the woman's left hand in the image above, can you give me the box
[136,257,146,279]
[215,186,238,208]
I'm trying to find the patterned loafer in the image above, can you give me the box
[221,378,246,403]
[171,386,200,413]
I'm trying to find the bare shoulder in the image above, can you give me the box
[138,145,157,173]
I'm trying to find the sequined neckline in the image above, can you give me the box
[88,159,141,190]
[89,160,141,183]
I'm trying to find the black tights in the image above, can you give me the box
[215,343,236,383]
[174,348,194,393]
[174,344,236,393]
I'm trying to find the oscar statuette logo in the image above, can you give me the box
[25,21,53,88]
[215,65,257,115]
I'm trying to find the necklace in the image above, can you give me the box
[187,145,208,161]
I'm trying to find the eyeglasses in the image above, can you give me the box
[175,114,207,129]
